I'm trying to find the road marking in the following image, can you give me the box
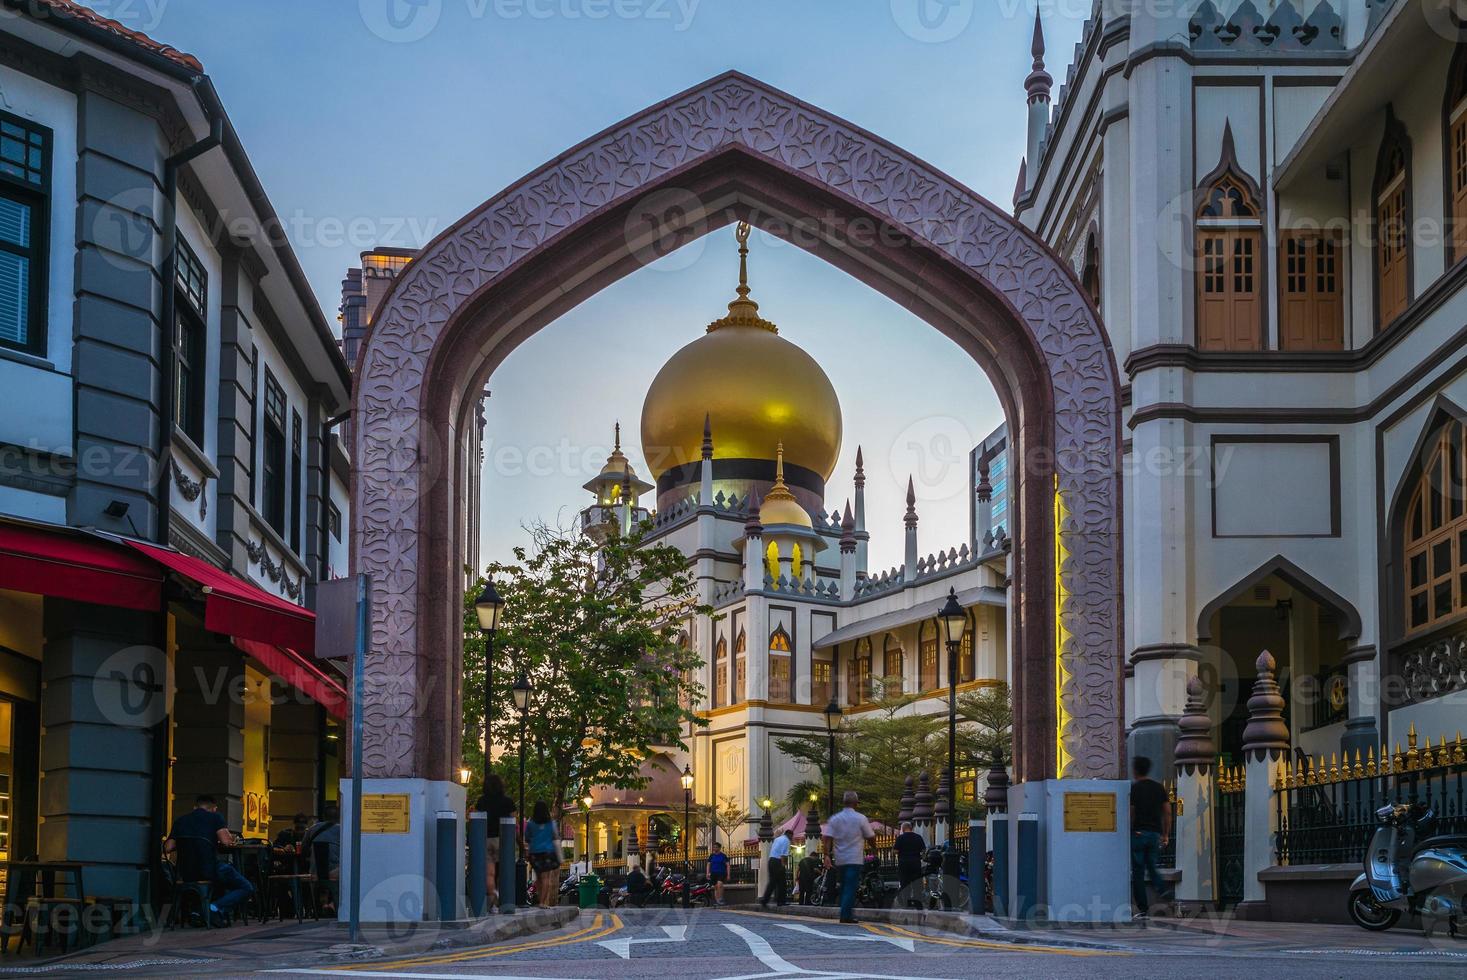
[317,913,622,971]
[598,924,688,958]
[720,923,954,980]
[280,973,587,979]
[775,922,914,951]
[863,922,1121,958]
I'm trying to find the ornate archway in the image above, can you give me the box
[352,72,1123,786]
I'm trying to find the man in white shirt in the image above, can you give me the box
[823,791,876,923]
[759,829,794,908]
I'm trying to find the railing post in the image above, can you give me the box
[1173,676,1216,915]
[1239,650,1290,918]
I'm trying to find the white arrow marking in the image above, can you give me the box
[774,921,915,951]
[598,923,689,959]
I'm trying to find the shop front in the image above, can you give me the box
[0,516,346,908]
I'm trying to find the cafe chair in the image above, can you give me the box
[168,837,219,929]
[268,848,313,923]
[1,861,88,954]
[310,841,339,919]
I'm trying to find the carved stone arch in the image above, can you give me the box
[352,72,1122,783]
[1195,554,1363,645]
[1383,395,1467,643]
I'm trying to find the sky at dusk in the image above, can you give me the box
[99,0,1085,571]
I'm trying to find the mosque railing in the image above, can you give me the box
[1394,620,1467,705]
[1274,727,1467,866]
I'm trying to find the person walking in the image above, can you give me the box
[525,801,561,909]
[893,821,926,908]
[823,791,875,924]
[759,829,793,908]
[706,841,729,906]
[475,774,515,908]
[1129,756,1172,919]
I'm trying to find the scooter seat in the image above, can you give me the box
[1413,834,1467,856]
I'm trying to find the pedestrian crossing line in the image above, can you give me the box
[331,913,622,970]
[862,922,1124,957]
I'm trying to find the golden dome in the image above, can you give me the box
[759,444,812,528]
[640,224,842,481]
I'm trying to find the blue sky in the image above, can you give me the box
[116,0,1084,570]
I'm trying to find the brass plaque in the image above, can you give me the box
[1063,792,1116,833]
[361,793,412,834]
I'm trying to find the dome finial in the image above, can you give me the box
[707,222,778,333]
[614,420,621,452]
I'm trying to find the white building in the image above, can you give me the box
[1015,0,1467,779]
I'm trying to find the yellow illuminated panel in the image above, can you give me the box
[1054,475,1072,777]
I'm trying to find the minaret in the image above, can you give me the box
[696,412,717,602]
[904,476,919,576]
[853,446,869,573]
[698,413,714,507]
[743,492,764,592]
[1024,11,1053,192]
[579,422,652,544]
[838,500,857,598]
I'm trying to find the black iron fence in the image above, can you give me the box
[1215,766,1246,906]
[1276,728,1467,866]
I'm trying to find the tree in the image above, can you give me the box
[957,681,1013,767]
[695,794,751,847]
[462,520,707,816]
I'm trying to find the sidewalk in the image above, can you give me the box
[0,907,578,974]
[741,904,1467,958]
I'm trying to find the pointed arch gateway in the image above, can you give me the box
[352,72,1123,784]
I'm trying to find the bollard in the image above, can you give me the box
[436,811,458,921]
[989,813,1009,917]
[499,817,517,915]
[1013,812,1038,922]
[467,812,488,917]
[969,819,984,914]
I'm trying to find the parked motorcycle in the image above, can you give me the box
[1349,801,1467,936]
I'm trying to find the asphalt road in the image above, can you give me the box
[246,908,1467,980]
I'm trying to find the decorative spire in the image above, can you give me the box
[934,769,951,822]
[898,775,915,824]
[912,770,934,823]
[701,413,713,460]
[744,491,763,536]
[854,446,866,487]
[1174,676,1216,773]
[1242,650,1290,760]
[975,458,992,503]
[707,221,778,334]
[904,476,918,530]
[766,443,797,505]
[1025,11,1053,104]
[614,421,621,452]
[983,758,1009,814]
[839,500,857,553]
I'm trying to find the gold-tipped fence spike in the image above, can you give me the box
[1330,752,1340,782]
[1408,722,1418,749]
[1354,749,1365,779]
[1456,733,1466,765]
[1366,746,1377,778]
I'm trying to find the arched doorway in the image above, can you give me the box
[351,73,1122,793]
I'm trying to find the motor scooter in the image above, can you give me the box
[1348,801,1467,936]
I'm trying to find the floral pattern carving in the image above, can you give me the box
[169,457,206,520]
[353,73,1122,780]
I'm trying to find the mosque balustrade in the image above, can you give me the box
[1395,620,1467,705]
[580,504,650,532]
[912,545,976,583]
[650,495,699,530]
[1274,727,1467,866]
[852,567,906,600]
[761,572,842,602]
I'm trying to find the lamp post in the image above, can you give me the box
[680,764,694,908]
[474,580,505,792]
[512,672,532,905]
[938,587,966,867]
[581,793,594,868]
[822,699,842,816]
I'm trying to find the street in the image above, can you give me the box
[235,908,1467,980]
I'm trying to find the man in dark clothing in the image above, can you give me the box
[165,794,253,926]
[893,821,927,908]
[796,850,820,905]
[1129,756,1172,919]
[271,813,309,874]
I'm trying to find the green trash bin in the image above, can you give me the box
[578,874,601,909]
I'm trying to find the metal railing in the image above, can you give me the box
[1275,726,1467,866]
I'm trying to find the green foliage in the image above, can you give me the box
[957,682,1013,767]
[694,794,751,847]
[461,520,707,815]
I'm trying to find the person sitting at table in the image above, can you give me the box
[300,803,341,915]
[271,813,309,874]
[164,794,255,926]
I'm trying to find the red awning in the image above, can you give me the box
[0,522,163,611]
[126,541,316,653]
[232,637,347,720]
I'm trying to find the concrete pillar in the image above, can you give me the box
[40,601,164,904]
[1239,651,1289,916]
[1173,676,1217,912]
[1342,642,1380,759]
[268,691,321,834]
[173,628,245,829]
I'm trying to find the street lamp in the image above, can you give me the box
[512,672,532,905]
[581,792,595,867]
[938,587,966,867]
[680,764,694,908]
[822,699,842,816]
[474,580,505,792]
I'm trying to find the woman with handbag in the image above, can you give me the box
[525,800,561,908]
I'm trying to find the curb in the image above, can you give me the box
[312,907,583,963]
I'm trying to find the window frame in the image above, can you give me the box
[1403,418,1467,636]
[1278,229,1345,351]
[0,111,50,358]
[261,369,288,536]
[172,238,208,446]
[1373,106,1413,331]
[713,635,728,708]
[1194,160,1264,352]
[1443,43,1467,267]
[882,633,904,695]
[289,409,303,554]
[768,625,792,703]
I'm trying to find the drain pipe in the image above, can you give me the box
[153,94,223,544]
